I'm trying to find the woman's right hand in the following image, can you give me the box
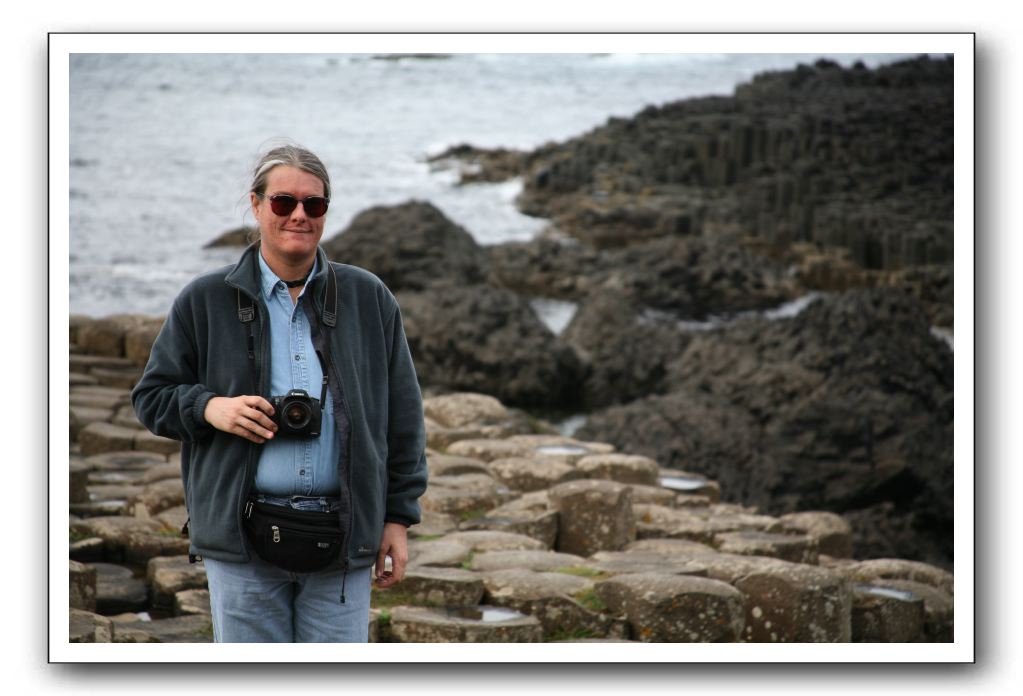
[203,396,278,443]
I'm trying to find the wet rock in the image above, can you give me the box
[399,567,486,606]
[69,609,113,643]
[446,438,534,462]
[323,201,487,292]
[485,237,604,300]
[626,483,678,507]
[398,284,583,408]
[778,511,854,558]
[851,583,925,642]
[389,605,543,643]
[595,572,745,642]
[507,434,616,464]
[93,562,148,614]
[713,530,819,564]
[549,479,635,556]
[482,568,626,640]
[659,468,721,502]
[70,560,97,612]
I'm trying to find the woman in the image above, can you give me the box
[132,143,428,642]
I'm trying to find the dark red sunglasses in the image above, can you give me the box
[257,193,330,218]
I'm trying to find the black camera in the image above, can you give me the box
[270,389,322,437]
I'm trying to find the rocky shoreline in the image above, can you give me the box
[67,55,955,643]
[68,318,952,643]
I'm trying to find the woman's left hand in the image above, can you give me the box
[375,522,409,588]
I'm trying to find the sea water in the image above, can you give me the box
[69,52,915,317]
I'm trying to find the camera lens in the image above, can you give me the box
[284,402,311,429]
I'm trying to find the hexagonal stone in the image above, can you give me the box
[625,538,719,556]
[124,477,185,519]
[575,453,660,486]
[70,609,113,643]
[487,457,583,492]
[70,385,132,410]
[482,568,627,640]
[426,452,493,478]
[457,508,558,548]
[70,537,105,562]
[851,583,926,642]
[508,434,615,465]
[84,450,168,473]
[70,459,90,504]
[69,354,135,374]
[778,511,853,558]
[112,404,144,430]
[633,504,715,543]
[399,567,486,606]
[441,530,545,553]
[111,614,213,643]
[70,405,114,441]
[133,430,180,456]
[148,556,208,608]
[71,516,163,557]
[420,486,505,517]
[409,510,459,539]
[732,562,852,643]
[469,550,587,573]
[91,365,143,389]
[174,589,211,617]
[389,605,542,643]
[408,539,472,568]
[125,319,165,366]
[627,484,678,507]
[840,559,954,597]
[93,562,148,614]
[713,530,819,564]
[877,580,954,642]
[586,550,711,578]
[423,393,512,428]
[140,463,181,484]
[549,479,635,556]
[70,560,97,612]
[595,572,745,642]
[447,438,534,462]
[78,422,139,456]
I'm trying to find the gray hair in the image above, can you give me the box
[250,144,331,200]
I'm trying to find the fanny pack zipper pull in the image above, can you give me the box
[272,525,280,543]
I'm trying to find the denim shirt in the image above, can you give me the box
[253,252,342,495]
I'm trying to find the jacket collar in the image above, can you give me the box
[225,242,337,327]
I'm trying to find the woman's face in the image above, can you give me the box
[250,165,327,268]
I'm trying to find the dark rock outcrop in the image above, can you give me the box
[579,288,953,569]
[322,200,487,291]
[397,284,583,408]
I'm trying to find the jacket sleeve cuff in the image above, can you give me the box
[191,391,217,432]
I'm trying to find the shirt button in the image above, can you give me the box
[295,355,301,361]
[299,469,306,475]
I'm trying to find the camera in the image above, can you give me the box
[270,389,322,437]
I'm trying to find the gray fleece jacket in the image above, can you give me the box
[131,243,428,569]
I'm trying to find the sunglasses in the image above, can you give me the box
[256,193,330,218]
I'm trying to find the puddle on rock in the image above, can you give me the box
[447,606,527,623]
[854,584,920,602]
[659,475,708,491]
[535,445,589,456]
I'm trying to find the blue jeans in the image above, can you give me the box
[204,495,372,643]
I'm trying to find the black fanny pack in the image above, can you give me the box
[242,500,345,574]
